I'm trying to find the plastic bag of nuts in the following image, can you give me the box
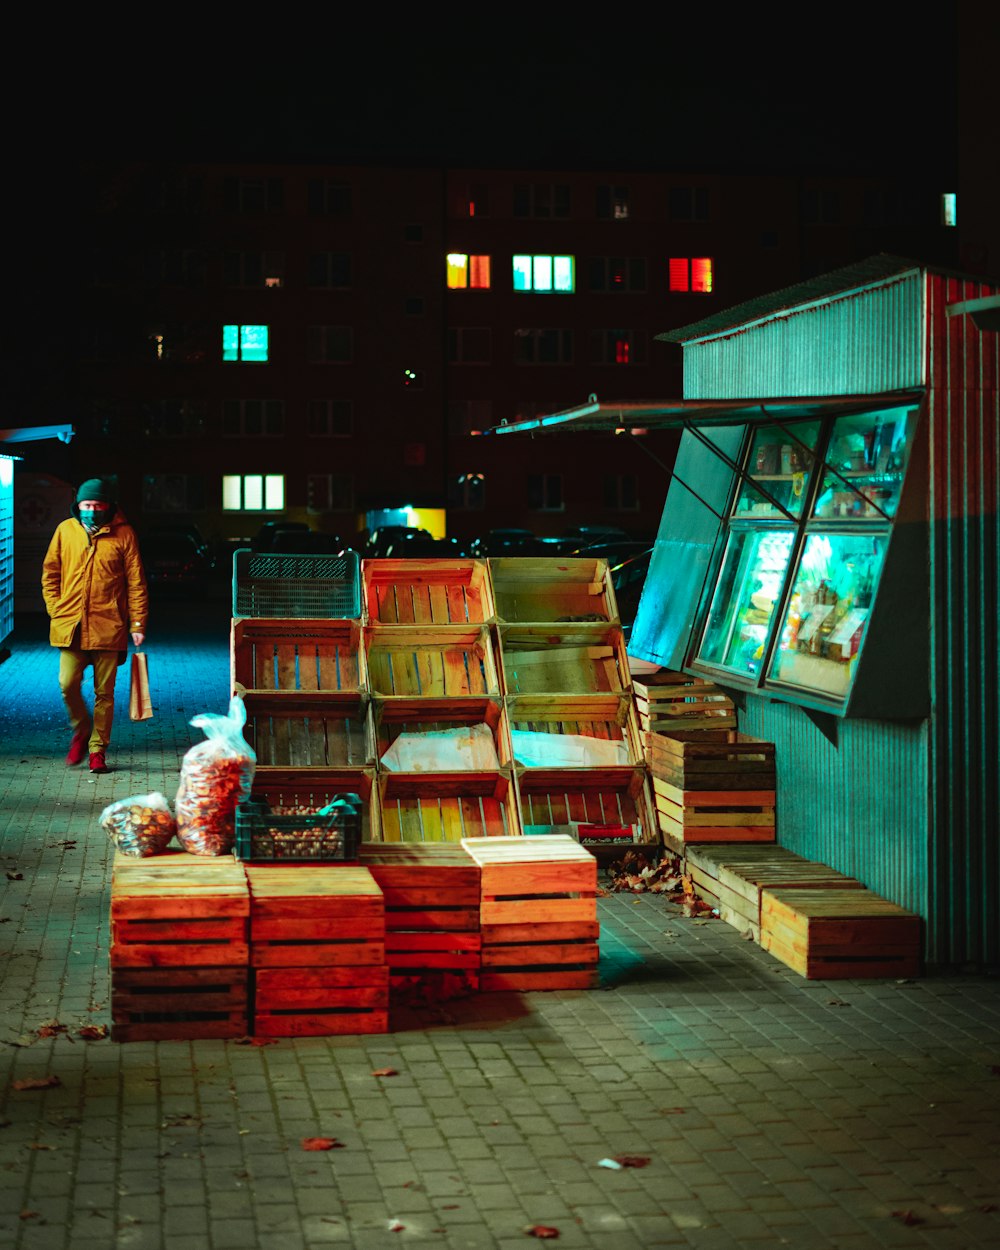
[100,792,176,857]
[176,695,256,857]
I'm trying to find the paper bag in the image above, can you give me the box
[129,651,153,721]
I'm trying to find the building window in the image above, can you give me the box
[142,474,205,512]
[514,183,571,218]
[448,327,491,364]
[308,252,352,289]
[597,185,630,219]
[308,473,353,513]
[143,249,206,287]
[224,177,283,213]
[446,254,491,289]
[225,251,285,288]
[801,189,840,223]
[589,257,646,292]
[668,258,713,294]
[512,255,575,293]
[591,329,647,365]
[144,400,207,438]
[307,325,353,363]
[468,183,490,217]
[448,472,486,510]
[222,474,284,512]
[528,473,564,511]
[669,186,710,221]
[222,399,285,438]
[141,174,204,214]
[308,178,352,216]
[448,399,493,436]
[308,400,353,438]
[604,474,639,511]
[514,328,573,365]
[941,192,957,227]
[223,324,269,362]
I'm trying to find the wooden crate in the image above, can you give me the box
[374,695,512,771]
[363,559,495,625]
[760,887,922,979]
[365,625,499,698]
[111,966,248,1042]
[246,864,385,968]
[647,729,775,790]
[516,764,657,848]
[685,843,862,939]
[377,770,519,842]
[240,768,380,844]
[508,693,642,768]
[498,624,630,696]
[110,851,249,968]
[632,670,736,732]
[461,835,599,991]
[253,965,389,1036]
[231,618,365,698]
[488,557,618,624]
[653,780,775,852]
[242,692,375,769]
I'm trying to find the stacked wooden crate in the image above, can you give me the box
[462,835,599,990]
[246,865,388,1035]
[632,670,736,734]
[359,841,482,1000]
[647,729,776,853]
[490,558,656,851]
[109,852,250,1041]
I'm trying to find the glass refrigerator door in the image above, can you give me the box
[767,532,887,701]
[813,406,918,521]
[696,529,795,678]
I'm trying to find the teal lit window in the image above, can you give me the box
[941,193,957,227]
[222,324,269,362]
[512,255,575,293]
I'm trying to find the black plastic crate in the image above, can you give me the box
[232,549,361,619]
[234,793,363,861]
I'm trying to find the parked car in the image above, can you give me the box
[251,520,311,552]
[364,526,436,557]
[470,528,542,557]
[140,529,216,597]
[267,530,345,555]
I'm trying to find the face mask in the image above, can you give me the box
[79,508,107,531]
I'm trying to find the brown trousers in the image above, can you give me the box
[58,646,120,752]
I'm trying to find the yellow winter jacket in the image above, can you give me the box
[41,511,149,651]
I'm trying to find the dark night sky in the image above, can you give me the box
[52,12,966,178]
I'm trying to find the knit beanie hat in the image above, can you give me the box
[76,478,114,505]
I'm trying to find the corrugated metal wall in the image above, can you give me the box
[926,273,1000,969]
[738,699,929,922]
[683,272,926,398]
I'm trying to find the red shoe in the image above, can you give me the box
[66,728,89,766]
[89,751,109,774]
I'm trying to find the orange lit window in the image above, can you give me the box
[669,258,713,294]
[446,253,491,289]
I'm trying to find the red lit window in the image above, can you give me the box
[669,258,689,292]
[669,258,713,294]
[692,258,713,293]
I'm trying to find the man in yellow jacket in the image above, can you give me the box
[41,477,149,775]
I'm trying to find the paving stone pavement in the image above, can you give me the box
[1,596,999,1250]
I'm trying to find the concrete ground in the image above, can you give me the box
[1,596,998,1250]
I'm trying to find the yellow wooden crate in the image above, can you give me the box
[241,692,375,768]
[365,625,499,698]
[498,624,630,696]
[516,764,657,847]
[633,670,736,732]
[373,695,512,771]
[377,770,518,843]
[363,558,495,624]
[507,693,643,768]
[231,618,365,698]
[488,557,618,624]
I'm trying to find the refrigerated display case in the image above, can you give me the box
[691,401,925,716]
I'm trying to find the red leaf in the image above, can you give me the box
[12,1076,62,1091]
[19,1211,40,1221]
[613,1154,651,1168]
[660,1107,686,1115]
[372,1068,399,1077]
[527,1227,560,1239]
[77,1025,109,1041]
[301,1137,344,1151]
[35,1022,68,1039]
[891,1210,924,1226]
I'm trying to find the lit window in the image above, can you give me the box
[512,255,575,293]
[446,254,491,289]
[222,474,284,511]
[591,330,646,365]
[222,324,269,362]
[942,193,957,226]
[597,185,630,219]
[669,259,713,294]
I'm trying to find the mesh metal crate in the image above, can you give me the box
[234,793,363,861]
[232,549,361,619]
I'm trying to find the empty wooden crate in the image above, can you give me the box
[365,625,499,698]
[377,770,518,842]
[632,670,736,732]
[653,783,776,851]
[516,765,656,848]
[363,558,495,625]
[462,835,599,991]
[242,692,375,769]
[498,624,630,696]
[231,618,365,698]
[489,557,618,624]
[646,730,775,790]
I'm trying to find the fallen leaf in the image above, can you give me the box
[19,1211,40,1221]
[441,1204,460,1210]
[660,1107,686,1115]
[526,1226,560,1239]
[35,1022,68,1039]
[12,1076,62,1091]
[388,1218,405,1232]
[6,872,23,881]
[27,1143,56,1151]
[597,1158,623,1170]
[301,1137,344,1151]
[372,1068,399,1078]
[979,1203,998,1213]
[891,1210,924,1226]
[741,929,755,941]
[77,1025,108,1041]
[614,1154,651,1168]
